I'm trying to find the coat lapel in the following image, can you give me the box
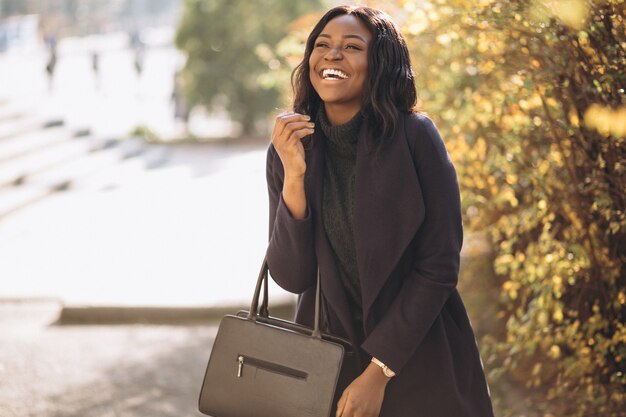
[306,113,426,343]
[354,115,426,328]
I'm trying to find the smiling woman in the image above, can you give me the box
[308,14,371,125]
[266,5,496,417]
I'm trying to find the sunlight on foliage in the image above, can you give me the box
[395,0,625,415]
[530,0,591,30]
[584,104,626,139]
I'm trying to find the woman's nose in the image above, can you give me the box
[324,47,342,60]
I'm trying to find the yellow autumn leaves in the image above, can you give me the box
[386,1,625,415]
[584,104,626,139]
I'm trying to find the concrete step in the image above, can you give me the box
[0,125,74,163]
[0,138,146,218]
[54,302,296,325]
[0,115,59,141]
[0,110,27,124]
[0,184,51,220]
[0,138,147,218]
[69,141,167,190]
[0,137,95,189]
[0,100,34,123]
[24,139,145,191]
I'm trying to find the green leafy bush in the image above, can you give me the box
[397,0,625,415]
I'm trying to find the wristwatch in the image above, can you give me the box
[371,357,396,378]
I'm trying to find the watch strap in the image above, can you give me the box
[371,357,396,377]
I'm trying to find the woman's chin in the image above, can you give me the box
[318,95,351,106]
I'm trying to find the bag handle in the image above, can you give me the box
[247,256,323,340]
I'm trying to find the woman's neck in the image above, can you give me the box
[323,103,362,126]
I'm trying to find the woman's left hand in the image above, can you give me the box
[336,362,390,417]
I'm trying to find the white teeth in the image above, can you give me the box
[322,68,348,80]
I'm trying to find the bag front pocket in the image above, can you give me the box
[236,354,308,380]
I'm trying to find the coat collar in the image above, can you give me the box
[305,113,426,339]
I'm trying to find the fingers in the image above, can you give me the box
[271,112,312,178]
[336,392,347,417]
[272,112,314,143]
[287,122,315,143]
[275,111,310,129]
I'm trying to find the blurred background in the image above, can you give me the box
[0,0,623,416]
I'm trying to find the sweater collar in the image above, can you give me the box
[317,106,362,155]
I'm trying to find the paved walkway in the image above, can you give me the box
[0,301,216,417]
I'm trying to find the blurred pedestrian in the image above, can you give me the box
[130,30,145,78]
[134,45,144,77]
[266,6,495,417]
[91,51,100,90]
[171,70,190,135]
[44,34,57,91]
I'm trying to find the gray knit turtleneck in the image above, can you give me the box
[317,106,364,339]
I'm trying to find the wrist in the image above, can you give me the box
[282,175,307,220]
[284,171,305,182]
[364,362,391,386]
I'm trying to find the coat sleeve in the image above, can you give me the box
[360,115,463,375]
[265,144,317,294]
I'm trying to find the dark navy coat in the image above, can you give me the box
[265,111,495,417]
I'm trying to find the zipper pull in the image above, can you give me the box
[237,355,244,378]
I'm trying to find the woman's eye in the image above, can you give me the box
[315,42,328,48]
[346,44,361,50]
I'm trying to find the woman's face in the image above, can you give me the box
[309,14,372,112]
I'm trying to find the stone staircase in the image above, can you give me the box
[0,102,155,220]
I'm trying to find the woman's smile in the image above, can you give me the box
[320,68,350,80]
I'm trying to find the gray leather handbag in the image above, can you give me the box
[198,257,359,417]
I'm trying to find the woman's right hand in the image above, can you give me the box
[271,112,315,179]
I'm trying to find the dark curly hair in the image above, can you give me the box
[291,5,420,149]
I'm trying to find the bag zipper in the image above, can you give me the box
[236,354,308,380]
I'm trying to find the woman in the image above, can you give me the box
[266,5,495,417]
